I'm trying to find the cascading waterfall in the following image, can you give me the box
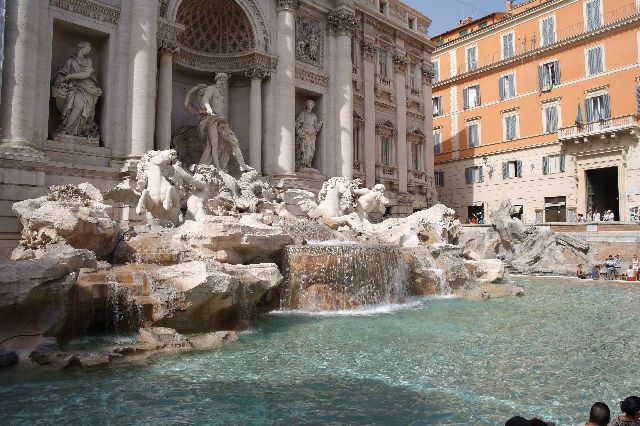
[105,277,144,334]
[281,244,410,311]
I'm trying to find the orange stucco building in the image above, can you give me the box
[431,0,640,222]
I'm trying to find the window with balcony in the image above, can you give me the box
[502,32,515,59]
[380,135,393,166]
[434,171,445,187]
[503,160,523,179]
[585,0,602,31]
[378,50,389,77]
[433,129,442,154]
[543,103,561,133]
[379,0,388,15]
[465,166,484,184]
[408,17,417,30]
[503,112,519,141]
[537,60,561,90]
[543,154,565,175]
[467,121,480,148]
[431,60,440,83]
[411,142,424,171]
[432,96,442,116]
[586,45,604,76]
[541,16,556,46]
[499,73,516,100]
[585,93,611,122]
[466,46,478,71]
[463,84,481,109]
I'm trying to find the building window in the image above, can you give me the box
[463,84,481,109]
[436,39,444,46]
[502,32,515,59]
[432,96,442,116]
[466,46,478,71]
[351,38,359,67]
[543,103,560,133]
[432,60,440,83]
[378,50,389,77]
[409,62,420,89]
[379,0,388,15]
[408,17,416,30]
[467,121,480,148]
[503,112,519,141]
[541,16,556,46]
[411,142,424,171]
[636,84,640,115]
[479,21,488,29]
[434,171,445,187]
[537,60,561,90]
[499,73,516,100]
[381,135,393,166]
[433,129,442,154]
[585,93,611,122]
[460,29,468,37]
[502,160,523,179]
[353,125,361,163]
[586,45,604,76]
[465,166,484,184]
[543,154,565,175]
[585,0,602,31]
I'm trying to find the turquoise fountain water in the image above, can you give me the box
[1,277,639,425]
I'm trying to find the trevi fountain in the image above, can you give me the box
[0,10,638,424]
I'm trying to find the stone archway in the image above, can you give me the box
[164,0,270,53]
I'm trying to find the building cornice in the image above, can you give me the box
[48,0,120,25]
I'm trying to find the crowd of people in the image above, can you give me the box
[505,396,640,425]
[576,254,640,281]
[578,208,617,222]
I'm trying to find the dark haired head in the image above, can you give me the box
[505,416,530,426]
[621,396,640,417]
[589,402,610,426]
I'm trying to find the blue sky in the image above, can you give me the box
[404,0,509,36]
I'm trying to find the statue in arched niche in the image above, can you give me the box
[184,73,253,173]
[295,99,323,172]
[51,41,103,142]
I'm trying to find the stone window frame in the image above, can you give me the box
[465,117,481,148]
[433,127,442,154]
[376,119,397,166]
[540,97,562,134]
[434,170,445,187]
[539,14,557,47]
[431,58,440,84]
[465,44,478,72]
[498,71,517,100]
[353,111,365,164]
[500,30,516,60]
[585,43,605,77]
[407,128,425,171]
[501,108,520,142]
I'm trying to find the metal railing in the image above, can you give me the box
[436,1,639,82]
[557,114,639,140]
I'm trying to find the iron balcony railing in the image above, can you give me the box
[557,114,640,141]
[435,1,639,83]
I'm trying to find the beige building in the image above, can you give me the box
[0,0,436,257]
[431,0,640,223]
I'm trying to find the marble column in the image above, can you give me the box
[421,62,434,177]
[0,0,40,147]
[129,0,158,158]
[273,0,300,175]
[155,43,176,151]
[329,10,358,179]
[246,68,267,173]
[362,40,377,188]
[393,53,409,193]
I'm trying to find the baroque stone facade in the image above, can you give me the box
[0,0,435,257]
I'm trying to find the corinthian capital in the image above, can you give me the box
[361,39,378,61]
[277,0,301,11]
[328,10,359,36]
[245,67,270,80]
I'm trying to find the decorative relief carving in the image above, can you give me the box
[421,62,436,84]
[177,0,254,54]
[392,52,409,72]
[159,0,170,17]
[296,16,324,67]
[157,20,184,53]
[49,0,120,25]
[244,67,270,80]
[295,67,329,87]
[361,39,378,61]
[277,0,301,11]
[327,10,359,36]
[175,49,277,73]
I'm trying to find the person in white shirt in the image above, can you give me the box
[593,209,601,221]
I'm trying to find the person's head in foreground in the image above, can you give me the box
[613,396,640,423]
[505,416,555,426]
[586,401,610,426]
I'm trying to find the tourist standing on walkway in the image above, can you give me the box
[578,402,610,426]
[594,209,601,221]
[632,254,639,280]
[587,209,594,221]
[609,396,640,426]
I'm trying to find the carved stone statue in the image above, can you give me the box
[354,183,389,221]
[295,100,323,172]
[296,17,323,65]
[51,41,103,142]
[184,73,253,173]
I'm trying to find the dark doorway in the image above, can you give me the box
[586,167,619,220]
[467,205,484,223]
[544,196,566,222]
